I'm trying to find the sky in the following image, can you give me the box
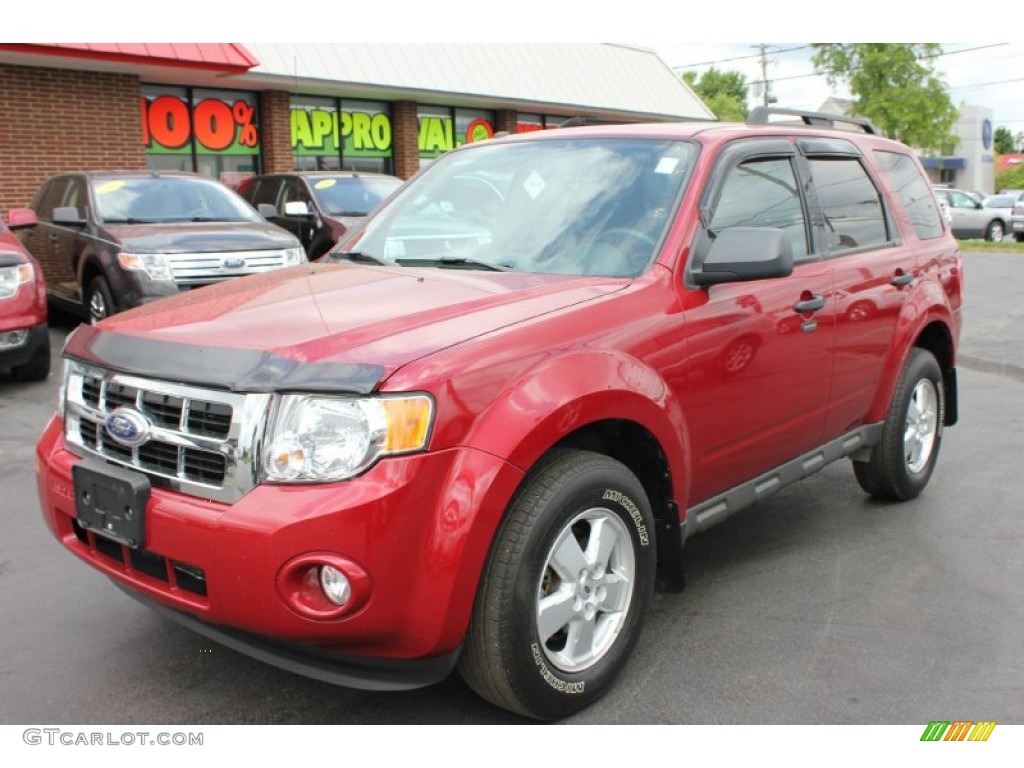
[652,42,1024,134]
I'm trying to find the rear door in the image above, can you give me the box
[681,139,836,503]
[800,142,918,439]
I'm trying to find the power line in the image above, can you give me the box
[671,44,810,70]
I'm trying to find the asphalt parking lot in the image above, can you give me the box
[1,251,1022,725]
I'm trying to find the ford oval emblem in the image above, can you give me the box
[104,408,151,448]
[222,256,247,269]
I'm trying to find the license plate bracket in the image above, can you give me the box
[73,460,150,549]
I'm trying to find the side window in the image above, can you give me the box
[948,191,977,210]
[279,178,309,212]
[708,157,809,260]
[62,178,88,219]
[250,178,281,208]
[872,151,944,240]
[808,158,888,252]
[35,178,69,221]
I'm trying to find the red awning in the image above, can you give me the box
[0,43,257,73]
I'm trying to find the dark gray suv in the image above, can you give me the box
[20,171,305,323]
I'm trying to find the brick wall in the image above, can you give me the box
[392,101,420,180]
[0,64,146,213]
[259,90,293,174]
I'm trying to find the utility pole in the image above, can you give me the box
[752,43,777,106]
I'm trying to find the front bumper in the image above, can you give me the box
[36,415,524,682]
[0,322,48,369]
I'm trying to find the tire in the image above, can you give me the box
[986,220,1005,242]
[11,334,51,382]
[458,449,656,720]
[1015,234,1024,243]
[85,276,115,324]
[853,348,944,501]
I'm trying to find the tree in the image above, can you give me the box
[994,126,1017,155]
[811,44,958,153]
[682,67,748,122]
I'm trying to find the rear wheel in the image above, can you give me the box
[853,348,944,500]
[458,449,656,720]
[986,220,1005,242]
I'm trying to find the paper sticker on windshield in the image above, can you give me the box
[314,179,337,189]
[523,171,546,199]
[95,181,126,194]
[655,158,679,175]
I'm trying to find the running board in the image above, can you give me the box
[684,423,884,538]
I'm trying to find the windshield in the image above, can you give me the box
[311,176,404,216]
[348,137,695,277]
[93,176,262,224]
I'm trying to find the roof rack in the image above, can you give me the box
[746,107,878,135]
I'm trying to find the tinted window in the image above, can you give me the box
[34,178,69,221]
[248,178,281,208]
[708,157,809,260]
[91,176,260,223]
[310,176,404,216]
[873,151,943,240]
[809,158,887,252]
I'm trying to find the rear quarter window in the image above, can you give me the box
[873,150,944,240]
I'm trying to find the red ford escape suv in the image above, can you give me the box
[1,207,48,381]
[36,109,962,720]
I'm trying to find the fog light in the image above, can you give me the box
[319,565,352,606]
[0,329,28,350]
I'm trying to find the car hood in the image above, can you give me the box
[102,221,300,252]
[65,263,628,392]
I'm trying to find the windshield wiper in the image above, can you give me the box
[398,255,513,272]
[326,251,392,266]
[102,217,158,224]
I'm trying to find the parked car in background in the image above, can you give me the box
[237,172,404,260]
[19,171,305,323]
[933,186,1010,241]
[1000,189,1024,241]
[1,208,49,381]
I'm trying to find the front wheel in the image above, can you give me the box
[85,276,115,324]
[458,449,656,720]
[853,348,944,500]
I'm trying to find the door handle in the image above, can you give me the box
[793,295,826,313]
[890,272,913,286]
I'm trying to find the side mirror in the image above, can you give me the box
[284,201,313,217]
[53,206,86,226]
[257,203,279,219]
[6,208,38,230]
[692,227,794,287]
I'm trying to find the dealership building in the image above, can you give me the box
[0,43,713,213]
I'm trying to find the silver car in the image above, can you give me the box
[933,187,1010,241]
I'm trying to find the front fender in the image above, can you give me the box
[455,348,690,506]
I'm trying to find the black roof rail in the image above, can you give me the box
[746,107,878,135]
[558,116,632,128]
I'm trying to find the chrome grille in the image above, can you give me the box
[166,250,293,285]
[63,363,272,503]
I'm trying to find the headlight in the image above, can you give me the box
[117,252,172,281]
[0,262,33,299]
[263,394,434,482]
[283,247,306,267]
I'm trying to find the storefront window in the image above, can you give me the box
[516,113,565,133]
[290,98,393,174]
[418,106,495,166]
[141,85,261,187]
